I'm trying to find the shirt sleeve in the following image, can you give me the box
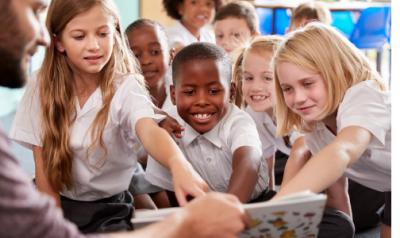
[113,74,163,138]
[228,109,262,157]
[0,133,103,238]
[9,73,43,149]
[337,80,391,147]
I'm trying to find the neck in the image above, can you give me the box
[149,81,167,108]
[73,72,101,98]
[180,20,201,39]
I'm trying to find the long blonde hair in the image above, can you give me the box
[39,0,142,191]
[273,22,385,136]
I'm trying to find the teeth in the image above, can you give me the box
[251,95,267,101]
[194,114,211,119]
[197,15,207,20]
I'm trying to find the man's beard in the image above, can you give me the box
[0,46,26,89]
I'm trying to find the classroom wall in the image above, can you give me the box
[140,0,175,27]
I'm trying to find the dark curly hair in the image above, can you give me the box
[163,0,223,20]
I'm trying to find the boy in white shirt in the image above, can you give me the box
[146,42,269,203]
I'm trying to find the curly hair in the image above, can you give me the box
[163,0,223,20]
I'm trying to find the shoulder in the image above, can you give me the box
[114,73,147,95]
[341,80,390,108]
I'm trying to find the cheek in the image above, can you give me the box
[283,93,294,108]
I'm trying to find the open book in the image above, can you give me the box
[132,191,327,237]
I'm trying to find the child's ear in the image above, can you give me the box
[229,81,237,103]
[54,36,65,53]
[169,48,176,65]
[170,84,177,105]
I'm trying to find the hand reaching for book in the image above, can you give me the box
[177,192,250,238]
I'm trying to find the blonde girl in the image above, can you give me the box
[273,22,391,238]
[10,0,207,233]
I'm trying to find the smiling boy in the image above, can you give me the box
[146,43,269,203]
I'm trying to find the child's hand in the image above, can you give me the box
[170,160,209,206]
[159,114,185,138]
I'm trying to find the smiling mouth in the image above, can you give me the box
[192,113,214,123]
[251,95,268,101]
[297,105,315,112]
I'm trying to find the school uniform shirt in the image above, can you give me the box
[145,104,269,200]
[245,106,301,159]
[166,21,215,49]
[305,80,391,192]
[10,73,162,201]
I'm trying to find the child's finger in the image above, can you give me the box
[175,189,188,206]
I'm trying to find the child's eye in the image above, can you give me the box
[244,76,253,81]
[216,34,223,39]
[206,0,215,8]
[233,32,241,38]
[73,35,84,40]
[190,0,197,5]
[263,76,273,81]
[150,49,161,56]
[183,89,195,95]
[209,88,221,95]
[99,32,110,38]
[281,86,292,93]
[303,81,314,87]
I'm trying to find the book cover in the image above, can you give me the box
[132,191,327,237]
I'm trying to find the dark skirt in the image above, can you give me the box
[60,191,134,234]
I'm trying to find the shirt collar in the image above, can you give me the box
[179,104,233,148]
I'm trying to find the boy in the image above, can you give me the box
[213,1,260,57]
[146,43,269,203]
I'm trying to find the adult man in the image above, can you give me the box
[0,1,248,237]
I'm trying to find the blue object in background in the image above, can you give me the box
[331,11,356,39]
[274,8,291,35]
[350,6,391,49]
[256,8,273,35]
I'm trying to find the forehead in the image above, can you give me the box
[176,58,227,85]
[64,4,113,31]
[214,17,250,31]
[128,25,161,43]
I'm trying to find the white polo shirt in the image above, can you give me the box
[245,107,301,160]
[305,80,391,192]
[166,21,215,49]
[10,73,161,201]
[146,104,269,200]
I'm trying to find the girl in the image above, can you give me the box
[10,0,207,233]
[125,19,174,111]
[125,19,176,208]
[163,0,222,52]
[273,22,391,238]
[238,35,355,238]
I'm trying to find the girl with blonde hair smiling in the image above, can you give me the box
[273,22,391,238]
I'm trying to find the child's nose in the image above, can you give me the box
[195,91,209,106]
[87,36,100,50]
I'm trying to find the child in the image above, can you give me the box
[239,35,355,238]
[10,0,208,233]
[213,1,260,57]
[163,0,222,52]
[239,35,302,190]
[125,19,176,208]
[287,1,332,32]
[146,42,269,203]
[125,19,174,110]
[273,22,391,238]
